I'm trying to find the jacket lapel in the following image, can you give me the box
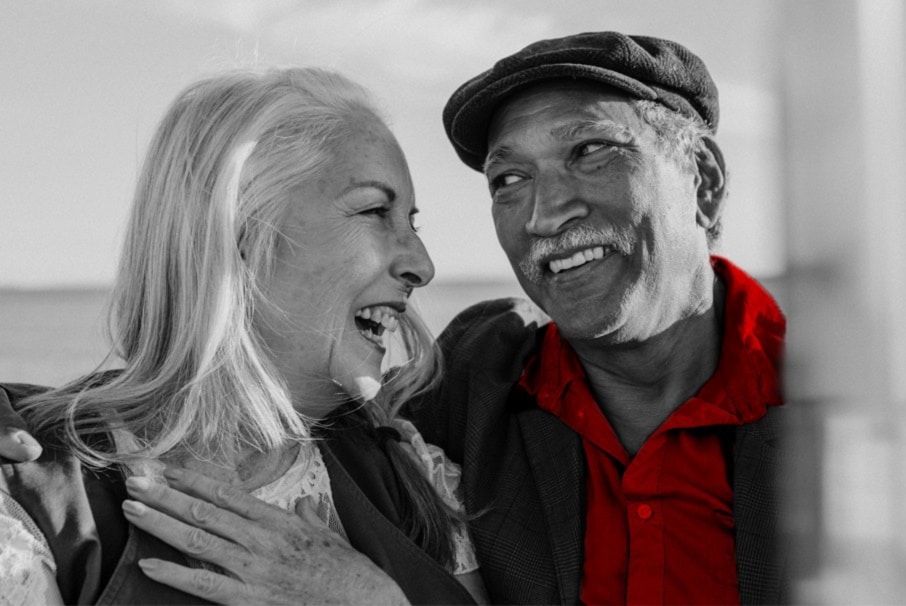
[515,394,585,605]
[733,406,786,604]
[321,439,476,606]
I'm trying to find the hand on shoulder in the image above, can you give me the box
[0,386,42,462]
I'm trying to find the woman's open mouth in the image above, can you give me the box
[354,305,401,348]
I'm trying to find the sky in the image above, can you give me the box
[0,0,785,287]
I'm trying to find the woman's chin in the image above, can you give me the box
[331,341,385,403]
[342,374,382,403]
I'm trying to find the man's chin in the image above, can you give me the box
[538,294,616,334]
[544,300,631,343]
[557,321,620,343]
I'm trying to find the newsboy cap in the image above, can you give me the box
[443,31,719,171]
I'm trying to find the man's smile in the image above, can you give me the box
[547,245,613,274]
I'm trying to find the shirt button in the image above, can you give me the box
[636,504,653,520]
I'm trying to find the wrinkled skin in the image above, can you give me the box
[121,467,409,606]
[484,80,723,344]
[255,111,434,413]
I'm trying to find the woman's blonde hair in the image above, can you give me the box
[21,68,440,470]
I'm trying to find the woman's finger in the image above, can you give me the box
[294,495,326,528]
[122,499,254,573]
[137,558,250,606]
[162,466,286,523]
[125,476,262,546]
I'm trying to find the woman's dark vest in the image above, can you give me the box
[0,384,474,605]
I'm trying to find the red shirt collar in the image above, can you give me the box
[519,256,785,425]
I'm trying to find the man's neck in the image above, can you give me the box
[569,279,726,456]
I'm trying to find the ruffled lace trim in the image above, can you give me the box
[391,418,480,575]
[0,491,64,606]
[250,441,348,541]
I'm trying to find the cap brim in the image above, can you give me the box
[447,63,659,172]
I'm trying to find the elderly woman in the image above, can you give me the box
[0,68,484,605]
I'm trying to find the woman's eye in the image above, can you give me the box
[578,142,607,156]
[360,206,390,218]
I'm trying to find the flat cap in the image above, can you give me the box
[443,31,719,171]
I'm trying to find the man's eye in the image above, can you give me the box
[577,142,607,156]
[490,173,524,190]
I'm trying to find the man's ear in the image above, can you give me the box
[694,136,728,230]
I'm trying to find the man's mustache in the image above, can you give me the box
[519,224,633,283]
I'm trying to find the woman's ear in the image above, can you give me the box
[695,136,728,230]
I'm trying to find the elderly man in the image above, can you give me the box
[404,31,786,605]
[0,32,785,606]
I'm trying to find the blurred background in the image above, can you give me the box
[1,0,904,602]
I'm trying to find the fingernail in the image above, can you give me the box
[122,500,147,516]
[126,476,151,492]
[137,559,158,572]
[163,467,183,482]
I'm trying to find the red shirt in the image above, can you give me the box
[518,257,784,605]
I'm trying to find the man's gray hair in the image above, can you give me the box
[633,100,723,247]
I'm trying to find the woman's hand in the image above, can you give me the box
[122,467,409,605]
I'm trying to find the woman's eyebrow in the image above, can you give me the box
[341,180,397,202]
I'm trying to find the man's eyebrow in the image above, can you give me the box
[483,120,634,174]
[483,145,514,174]
[550,119,634,142]
[341,180,397,202]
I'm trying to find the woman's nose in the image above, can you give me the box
[393,230,435,288]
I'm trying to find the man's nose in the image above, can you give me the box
[525,170,589,237]
[392,230,435,289]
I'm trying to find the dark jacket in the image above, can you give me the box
[0,383,474,605]
[408,298,787,605]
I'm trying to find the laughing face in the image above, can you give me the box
[485,80,715,344]
[255,112,434,415]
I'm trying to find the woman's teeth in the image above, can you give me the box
[354,305,401,346]
[549,245,608,274]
